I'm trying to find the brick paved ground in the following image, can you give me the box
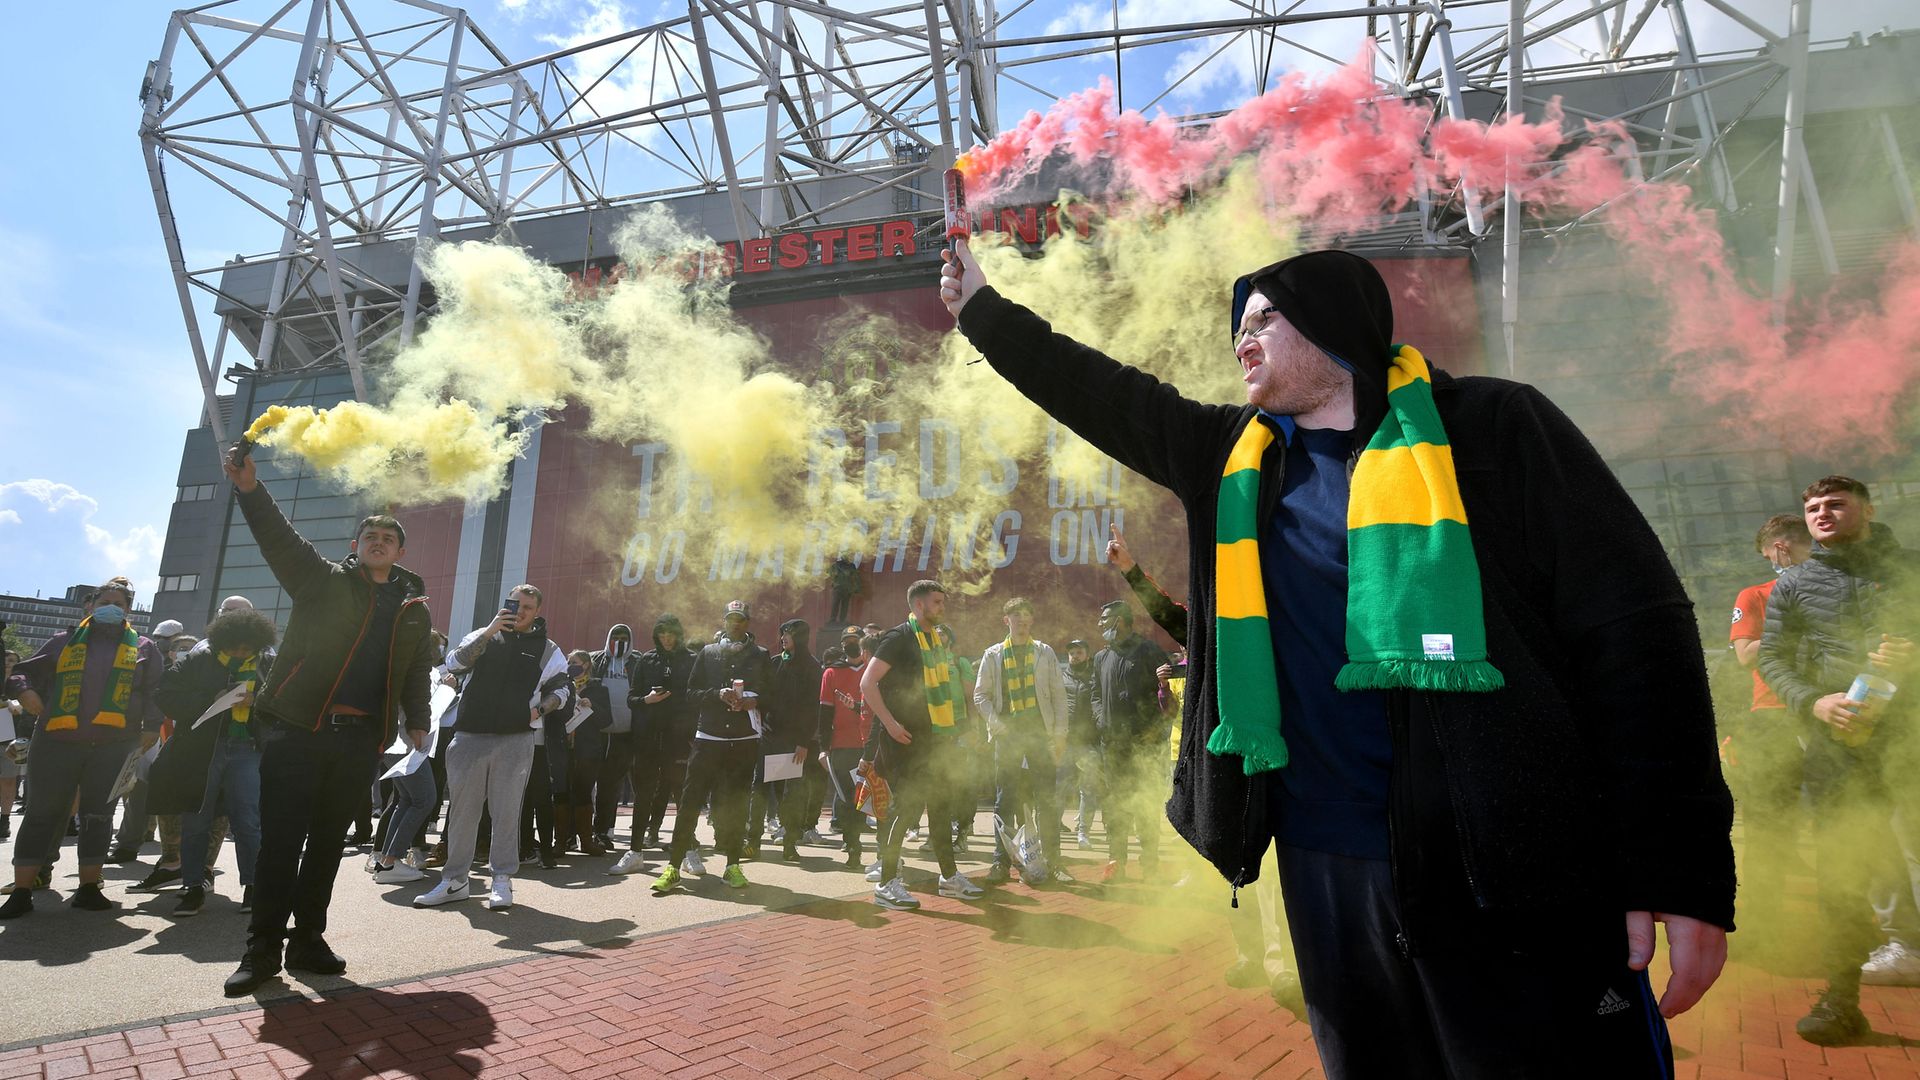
[7,867,1920,1080]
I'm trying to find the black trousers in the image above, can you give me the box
[646,754,686,839]
[667,738,758,865]
[1275,844,1673,1080]
[597,729,668,847]
[1102,741,1163,869]
[877,740,960,881]
[249,721,382,951]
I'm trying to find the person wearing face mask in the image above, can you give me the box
[149,609,279,917]
[1,577,166,918]
[594,624,650,872]
[1725,514,1812,958]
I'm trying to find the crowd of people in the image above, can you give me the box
[0,444,1218,1005]
[10,243,1917,1076]
[1722,476,1918,1046]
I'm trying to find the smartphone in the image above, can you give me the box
[503,597,520,614]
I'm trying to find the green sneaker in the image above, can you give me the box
[650,866,682,895]
[723,864,749,889]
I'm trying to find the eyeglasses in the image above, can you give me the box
[1236,308,1283,347]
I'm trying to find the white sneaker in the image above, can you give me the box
[864,861,883,883]
[373,863,427,884]
[681,852,705,877]
[1862,941,1920,986]
[801,829,824,845]
[609,851,648,875]
[905,829,921,844]
[938,872,985,899]
[413,879,469,907]
[485,877,513,910]
[405,847,428,870]
[769,826,786,843]
[874,877,920,910]
[363,855,383,874]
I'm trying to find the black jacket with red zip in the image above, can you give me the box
[957,284,1734,950]
[235,484,434,744]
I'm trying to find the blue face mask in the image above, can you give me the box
[91,604,127,624]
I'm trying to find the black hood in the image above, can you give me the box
[779,618,812,657]
[652,613,685,652]
[1231,249,1395,438]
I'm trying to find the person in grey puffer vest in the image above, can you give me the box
[1759,475,1920,1046]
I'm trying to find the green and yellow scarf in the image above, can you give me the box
[46,617,141,732]
[912,616,957,728]
[1001,640,1039,718]
[1210,344,1504,776]
[220,652,258,738]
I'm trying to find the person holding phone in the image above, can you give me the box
[414,586,570,912]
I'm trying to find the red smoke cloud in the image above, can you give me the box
[958,48,1920,459]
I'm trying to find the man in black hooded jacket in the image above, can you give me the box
[940,241,1732,1078]
[761,619,823,863]
[606,616,696,867]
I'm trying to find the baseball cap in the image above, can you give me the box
[723,600,751,620]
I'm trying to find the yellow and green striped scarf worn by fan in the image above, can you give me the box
[911,615,957,728]
[1209,344,1504,776]
[1001,640,1039,719]
[46,617,141,732]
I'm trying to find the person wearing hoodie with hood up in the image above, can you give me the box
[760,619,823,863]
[939,241,1733,1078]
[603,616,697,873]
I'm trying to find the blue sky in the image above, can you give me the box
[0,0,1907,608]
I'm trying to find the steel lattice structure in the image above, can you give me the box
[140,0,1856,441]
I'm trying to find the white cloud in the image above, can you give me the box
[540,0,702,136]
[0,481,164,603]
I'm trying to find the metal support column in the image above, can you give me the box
[399,11,468,347]
[1501,0,1524,377]
[1665,0,1735,209]
[690,0,759,243]
[1430,5,1488,236]
[141,17,229,446]
[1770,0,1810,320]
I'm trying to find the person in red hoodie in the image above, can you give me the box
[818,634,875,869]
[1726,514,1811,946]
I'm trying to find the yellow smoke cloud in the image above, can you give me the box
[240,177,1294,599]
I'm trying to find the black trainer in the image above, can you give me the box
[285,935,348,976]
[0,888,31,919]
[781,846,802,863]
[1796,991,1870,1046]
[224,945,282,997]
[173,886,206,918]
[132,865,182,892]
[239,885,253,914]
[71,883,115,911]
[984,863,1011,885]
